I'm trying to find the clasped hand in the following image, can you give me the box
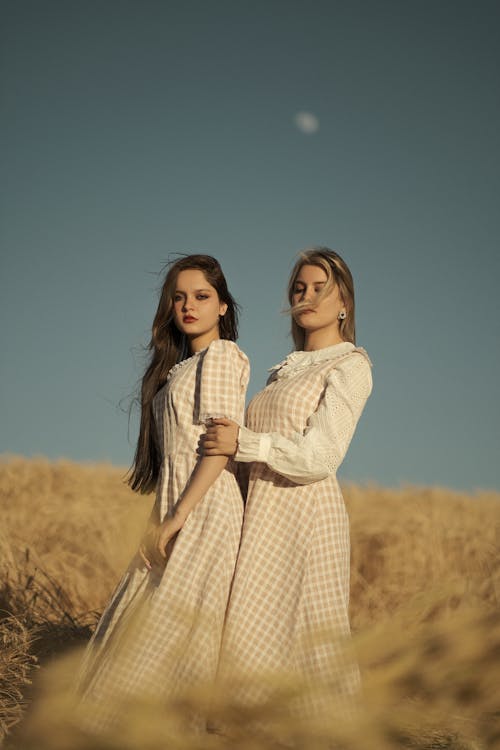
[200,417,239,457]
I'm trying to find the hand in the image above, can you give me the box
[139,516,183,570]
[139,523,161,570]
[156,516,184,561]
[202,418,239,457]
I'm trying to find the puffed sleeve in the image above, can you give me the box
[197,339,250,426]
[235,351,372,484]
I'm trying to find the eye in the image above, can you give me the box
[173,294,183,303]
[196,293,209,300]
[293,285,305,295]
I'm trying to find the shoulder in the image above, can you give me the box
[340,346,372,371]
[204,339,250,369]
[325,347,373,396]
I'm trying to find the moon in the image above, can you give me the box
[293,111,320,134]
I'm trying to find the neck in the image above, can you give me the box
[303,328,344,352]
[188,330,220,354]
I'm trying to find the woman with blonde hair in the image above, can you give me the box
[204,247,372,725]
[78,255,249,731]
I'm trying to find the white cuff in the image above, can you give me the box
[235,426,272,463]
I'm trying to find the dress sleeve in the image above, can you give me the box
[197,339,250,426]
[235,352,372,484]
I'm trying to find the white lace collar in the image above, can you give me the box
[269,341,357,379]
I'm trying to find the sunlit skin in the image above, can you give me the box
[291,264,345,351]
[203,263,347,458]
[139,268,228,569]
[172,269,228,353]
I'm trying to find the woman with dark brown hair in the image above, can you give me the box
[78,255,249,731]
[204,247,372,726]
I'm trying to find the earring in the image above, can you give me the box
[338,310,346,320]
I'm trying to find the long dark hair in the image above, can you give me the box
[129,255,239,494]
[287,247,356,349]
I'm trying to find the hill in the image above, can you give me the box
[1,458,499,749]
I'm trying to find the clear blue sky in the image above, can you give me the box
[1,0,499,491]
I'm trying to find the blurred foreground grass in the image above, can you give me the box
[0,457,499,749]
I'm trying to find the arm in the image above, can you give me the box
[173,454,229,523]
[152,455,229,563]
[204,353,372,485]
[141,455,228,567]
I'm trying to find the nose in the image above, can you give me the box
[182,297,194,312]
[303,285,315,303]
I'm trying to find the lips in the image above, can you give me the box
[183,316,198,323]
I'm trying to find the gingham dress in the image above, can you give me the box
[217,343,372,718]
[78,339,249,728]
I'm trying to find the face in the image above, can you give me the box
[172,269,227,350]
[291,264,345,335]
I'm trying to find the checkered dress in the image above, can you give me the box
[216,346,372,720]
[77,339,249,729]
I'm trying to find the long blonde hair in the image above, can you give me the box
[287,247,356,350]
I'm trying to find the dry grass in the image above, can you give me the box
[0,457,499,749]
[347,483,500,630]
[0,616,36,738]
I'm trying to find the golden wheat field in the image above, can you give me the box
[1,456,499,749]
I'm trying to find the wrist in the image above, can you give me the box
[172,509,187,528]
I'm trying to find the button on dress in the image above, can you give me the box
[78,339,250,730]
